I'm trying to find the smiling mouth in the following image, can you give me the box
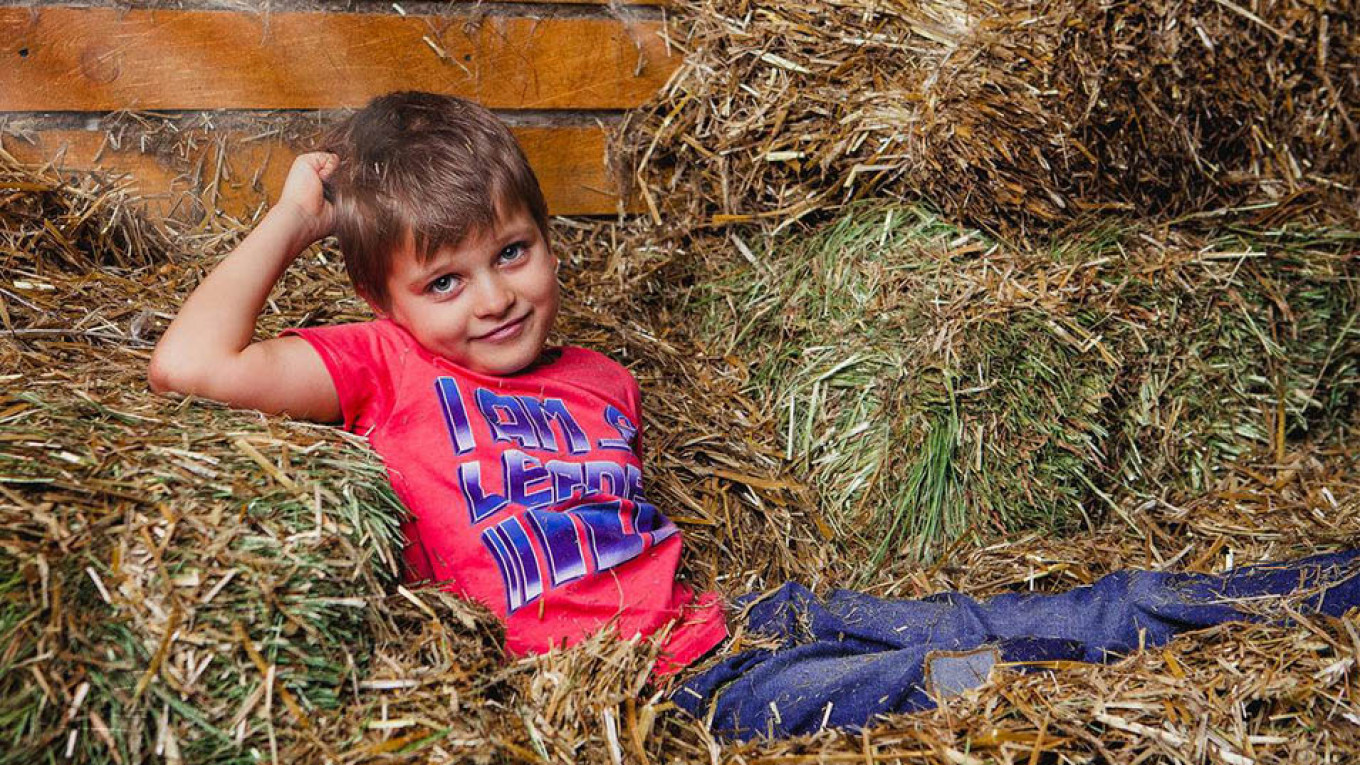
[475,314,529,342]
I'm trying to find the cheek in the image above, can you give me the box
[523,268,560,305]
[543,265,561,299]
[541,282,561,317]
[414,304,467,342]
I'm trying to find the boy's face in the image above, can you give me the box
[376,206,559,376]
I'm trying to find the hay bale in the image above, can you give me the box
[549,220,829,588]
[0,156,509,763]
[682,205,1358,567]
[623,0,1359,234]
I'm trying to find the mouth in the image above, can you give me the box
[474,313,530,342]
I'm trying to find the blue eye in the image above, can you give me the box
[499,242,528,263]
[428,274,460,295]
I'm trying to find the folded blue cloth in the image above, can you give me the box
[673,549,1360,740]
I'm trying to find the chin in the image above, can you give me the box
[473,346,546,376]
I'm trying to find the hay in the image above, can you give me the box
[678,205,1358,566]
[4,116,1360,763]
[622,0,1359,236]
[0,152,815,763]
[0,156,506,763]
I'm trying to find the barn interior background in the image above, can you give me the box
[2,0,1358,762]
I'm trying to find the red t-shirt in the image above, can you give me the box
[285,319,726,671]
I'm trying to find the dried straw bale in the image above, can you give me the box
[742,446,1360,764]
[0,146,169,274]
[549,219,829,591]
[624,0,1359,234]
[0,156,505,763]
[681,205,1358,567]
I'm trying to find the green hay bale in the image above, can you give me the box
[687,205,1358,570]
[691,207,1120,569]
[1112,226,1360,491]
[0,391,414,763]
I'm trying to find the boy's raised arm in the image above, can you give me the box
[148,153,343,423]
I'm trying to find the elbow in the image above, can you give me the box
[146,351,179,395]
[147,346,200,397]
[147,366,175,396]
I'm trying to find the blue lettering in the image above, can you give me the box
[597,405,637,451]
[542,399,591,455]
[526,509,587,587]
[482,517,542,613]
[476,389,541,449]
[634,498,678,544]
[458,462,509,523]
[435,378,477,455]
[572,500,643,572]
[624,464,645,502]
[504,450,553,510]
[517,397,560,452]
[547,460,586,504]
[585,462,627,498]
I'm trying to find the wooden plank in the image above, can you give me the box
[0,7,678,111]
[394,0,665,5]
[3,126,631,217]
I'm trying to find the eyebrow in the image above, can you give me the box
[493,222,538,245]
[406,226,539,288]
[409,254,458,288]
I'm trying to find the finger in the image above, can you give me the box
[314,153,340,181]
[292,151,332,170]
[297,151,338,175]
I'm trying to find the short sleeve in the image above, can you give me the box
[281,320,406,434]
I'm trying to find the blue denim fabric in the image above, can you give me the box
[673,549,1360,740]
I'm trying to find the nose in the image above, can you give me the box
[473,273,515,318]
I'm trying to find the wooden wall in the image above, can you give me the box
[0,2,677,218]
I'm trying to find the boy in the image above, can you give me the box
[148,91,728,669]
[151,91,1360,741]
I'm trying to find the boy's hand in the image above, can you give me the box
[275,152,339,247]
[148,149,345,422]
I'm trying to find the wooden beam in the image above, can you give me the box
[0,7,678,111]
[3,126,632,217]
[399,0,665,5]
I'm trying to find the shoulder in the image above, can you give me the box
[517,346,639,404]
[283,318,426,381]
[281,318,418,432]
[554,346,642,417]
[284,318,416,358]
[550,347,638,390]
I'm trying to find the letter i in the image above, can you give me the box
[436,378,477,455]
